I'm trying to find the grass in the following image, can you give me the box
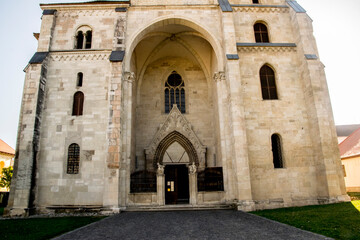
[252,200,360,240]
[0,216,106,240]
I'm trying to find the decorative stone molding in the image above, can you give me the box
[145,105,206,169]
[237,46,296,53]
[213,72,226,82]
[57,9,117,18]
[49,51,111,62]
[232,6,289,13]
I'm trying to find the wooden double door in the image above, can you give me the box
[165,165,190,204]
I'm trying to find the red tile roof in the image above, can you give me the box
[339,127,360,158]
[0,139,15,156]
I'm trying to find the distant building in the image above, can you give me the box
[336,124,360,144]
[0,139,15,192]
[339,127,360,192]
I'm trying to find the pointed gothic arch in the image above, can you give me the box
[153,131,198,167]
[145,105,207,170]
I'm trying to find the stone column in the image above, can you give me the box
[156,164,165,206]
[213,72,235,201]
[119,72,135,208]
[189,163,197,206]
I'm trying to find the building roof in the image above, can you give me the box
[0,139,15,156]
[336,124,360,137]
[339,127,360,159]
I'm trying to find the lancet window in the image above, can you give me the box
[271,134,284,168]
[260,65,278,100]
[72,91,84,116]
[165,71,185,114]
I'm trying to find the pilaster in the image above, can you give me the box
[37,11,57,52]
[218,4,253,205]
[6,61,49,216]
[119,71,135,208]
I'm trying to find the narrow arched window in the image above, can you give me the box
[85,31,92,49]
[165,71,185,113]
[253,0,259,3]
[76,31,84,49]
[271,134,283,168]
[74,26,92,49]
[67,143,80,174]
[72,91,84,116]
[254,23,269,43]
[260,65,278,100]
[77,73,83,87]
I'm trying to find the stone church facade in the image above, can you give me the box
[6,0,349,216]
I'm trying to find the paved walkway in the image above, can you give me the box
[55,210,331,240]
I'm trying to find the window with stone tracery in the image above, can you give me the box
[67,143,80,174]
[75,26,92,49]
[165,71,185,113]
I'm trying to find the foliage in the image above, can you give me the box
[348,192,360,201]
[0,207,3,216]
[252,201,360,240]
[0,216,106,240]
[0,166,13,189]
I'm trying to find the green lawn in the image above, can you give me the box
[0,216,106,240]
[252,200,360,240]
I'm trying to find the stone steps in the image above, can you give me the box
[124,204,235,212]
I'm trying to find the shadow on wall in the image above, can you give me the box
[0,192,9,208]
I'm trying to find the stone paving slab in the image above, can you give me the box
[54,210,332,240]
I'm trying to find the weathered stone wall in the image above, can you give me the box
[35,55,111,207]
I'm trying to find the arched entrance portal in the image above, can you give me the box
[159,138,193,205]
[127,16,222,207]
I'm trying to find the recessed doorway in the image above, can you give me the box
[165,165,189,204]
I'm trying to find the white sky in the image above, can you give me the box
[0,0,359,148]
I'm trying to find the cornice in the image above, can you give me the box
[237,43,296,53]
[49,50,112,62]
[56,8,125,17]
[41,4,129,12]
[231,5,289,13]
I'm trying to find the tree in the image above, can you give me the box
[0,166,13,190]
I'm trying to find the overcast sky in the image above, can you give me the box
[0,0,359,148]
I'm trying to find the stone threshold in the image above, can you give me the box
[125,204,235,212]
